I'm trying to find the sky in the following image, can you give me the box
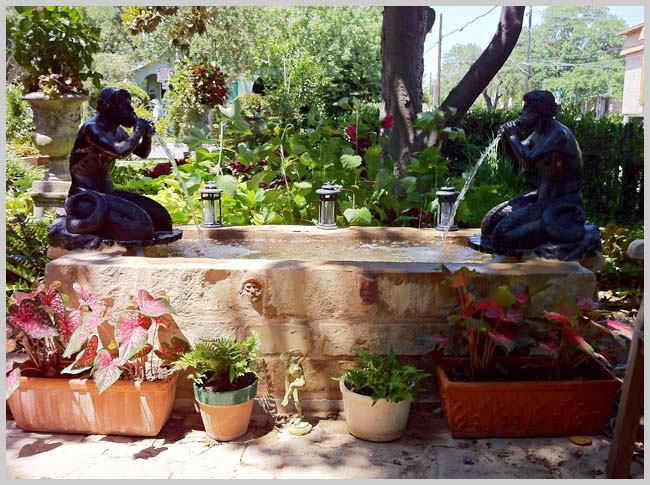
[423,5,646,80]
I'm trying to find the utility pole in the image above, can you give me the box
[436,13,442,106]
[524,6,532,92]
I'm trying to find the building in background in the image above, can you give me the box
[619,23,644,120]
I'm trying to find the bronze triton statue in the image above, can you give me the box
[470,90,601,261]
[49,86,181,250]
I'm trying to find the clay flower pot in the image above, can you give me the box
[339,379,412,442]
[193,375,258,441]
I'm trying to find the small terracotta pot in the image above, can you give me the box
[193,376,258,441]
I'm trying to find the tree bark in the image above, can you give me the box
[439,6,525,127]
[380,6,435,178]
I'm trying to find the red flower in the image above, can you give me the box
[345,125,357,142]
[381,114,393,129]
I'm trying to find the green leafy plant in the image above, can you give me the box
[7,6,103,96]
[172,331,261,392]
[333,348,430,405]
[598,221,644,297]
[424,265,630,382]
[5,85,35,145]
[236,93,268,118]
[5,213,52,300]
[6,281,190,397]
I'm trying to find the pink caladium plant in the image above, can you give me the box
[6,281,189,397]
[420,265,631,381]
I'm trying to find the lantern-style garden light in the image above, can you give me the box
[316,182,341,229]
[199,181,223,228]
[435,185,460,231]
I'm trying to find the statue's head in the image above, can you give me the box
[96,87,137,127]
[517,90,558,128]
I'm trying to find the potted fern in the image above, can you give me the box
[333,348,430,442]
[172,331,261,441]
[5,280,189,436]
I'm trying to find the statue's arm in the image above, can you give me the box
[132,121,153,159]
[85,120,151,159]
[503,129,565,167]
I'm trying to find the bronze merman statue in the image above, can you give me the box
[49,86,181,250]
[470,90,601,261]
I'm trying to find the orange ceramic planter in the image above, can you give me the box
[7,373,178,436]
[193,377,258,441]
[436,358,621,439]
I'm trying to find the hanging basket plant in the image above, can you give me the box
[170,59,230,108]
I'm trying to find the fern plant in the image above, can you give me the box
[173,331,261,392]
[334,348,430,405]
[6,212,52,300]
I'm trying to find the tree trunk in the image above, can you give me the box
[380,6,435,178]
[415,6,525,150]
[440,6,525,127]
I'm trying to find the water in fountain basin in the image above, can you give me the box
[153,133,205,245]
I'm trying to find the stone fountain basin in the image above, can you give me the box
[45,225,597,412]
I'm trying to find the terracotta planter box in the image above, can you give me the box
[7,373,178,437]
[436,358,621,438]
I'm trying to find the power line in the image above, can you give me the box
[425,6,499,55]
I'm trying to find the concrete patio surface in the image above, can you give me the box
[4,404,644,480]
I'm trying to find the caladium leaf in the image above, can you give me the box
[606,319,634,341]
[63,310,104,358]
[115,312,148,361]
[577,298,600,313]
[36,281,67,315]
[530,342,560,359]
[7,299,58,338]
[564,330,595,356]
[63,285,108,358]
[544,311,574,330]
[487,330,517,353]
[444,265,475,289]
[73,282,107,314]
[491,285,517,309]
[6,338,17,353]
[61,335,99,375]
[6,368,21,399]
[154,336,192,363]
[137,289,174,317]
[93,349,123,394]
[130,343,153,360]
[54,308,81,345]
[475,297,505,321]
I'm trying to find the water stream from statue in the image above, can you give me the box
[442,134,502,243]
[153,133,205,245]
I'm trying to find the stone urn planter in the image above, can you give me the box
[193,375,258,441]
[24,92,87,181]
[7,373,178,436]
[435,357,621,439]
[23,92,88,217]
